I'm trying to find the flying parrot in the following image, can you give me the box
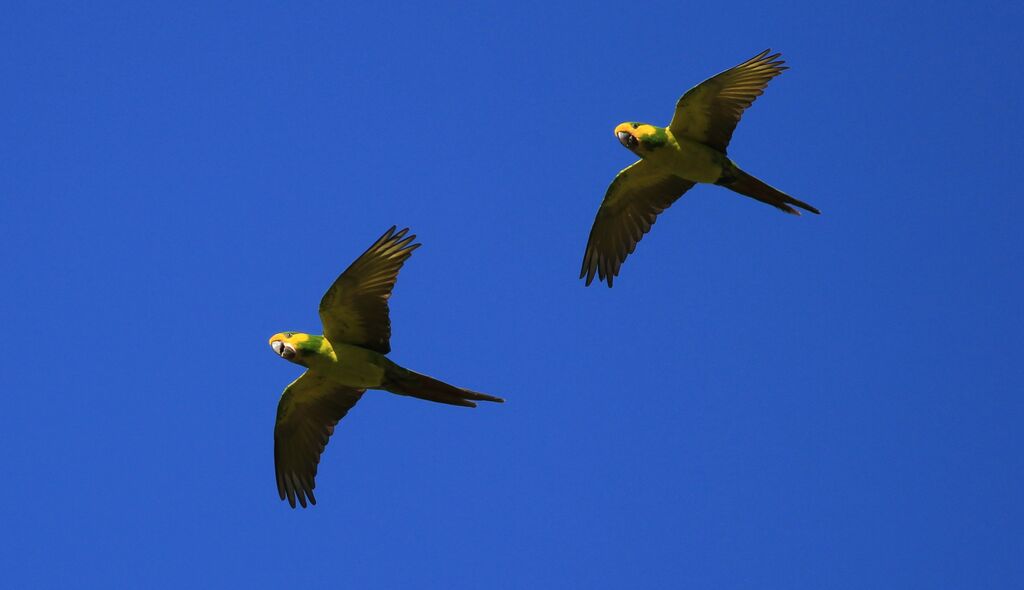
[268,226,504,508]
[580,49,820,287]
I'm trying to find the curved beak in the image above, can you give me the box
[270,340,296,360]
[616,130,638,149]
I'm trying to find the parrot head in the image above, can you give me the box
[615,122,668,156]
[268,332,325,366]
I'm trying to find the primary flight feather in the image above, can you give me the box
[581,49,820,287]
[268,226,504,508]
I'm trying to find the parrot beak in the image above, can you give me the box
[270,340,296,360]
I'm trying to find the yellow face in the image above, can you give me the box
[615,121,661,153]
[268,332,310,361]
[614,122,637,149]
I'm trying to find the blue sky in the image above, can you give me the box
[2,1,1022,587]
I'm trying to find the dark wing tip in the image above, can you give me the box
[749,48,786,70]
[380,227,421,257]
[581,230,618,287]
[581,256,609,287]
[580,237,621,288]
[580,258,595,285]
[277,466,317,509]
[379,225,399,243]
[373,226,416,250]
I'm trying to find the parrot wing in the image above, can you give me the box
[581,159,695,287]
[669,49,786,153]
[319,226,419,354]
[273,371,365,508]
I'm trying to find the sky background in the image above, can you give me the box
[2,1,1022,588]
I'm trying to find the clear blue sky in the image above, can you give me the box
[2,1,1022,588]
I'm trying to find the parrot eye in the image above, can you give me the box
[617,131,638,149]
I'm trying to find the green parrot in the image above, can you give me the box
[268,226,503,508]
[581,49,820,287]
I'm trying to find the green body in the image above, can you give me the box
[286,333,394,389]
[644,128,728,184]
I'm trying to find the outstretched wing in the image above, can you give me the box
[669,49,786,153]
[274,371,365,508]
[580,159,695,287]
[319,226,420,354]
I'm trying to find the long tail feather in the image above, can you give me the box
[719,168,820,215]
[385,369,504,407]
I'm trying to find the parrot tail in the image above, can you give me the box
[717,167,820,215]
[384,368,504,408]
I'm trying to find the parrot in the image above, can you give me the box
[267,226,503,508]
[580,49,820,287]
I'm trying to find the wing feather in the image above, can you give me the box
[273,371,364,508]
[580,160,695,287]
[669,49,787,153]
[319,227,420,353]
